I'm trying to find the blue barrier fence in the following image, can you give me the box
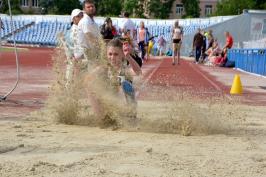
[228,49,266,76]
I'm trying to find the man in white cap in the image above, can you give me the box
[65,9,83,86]
[70,9,84,59]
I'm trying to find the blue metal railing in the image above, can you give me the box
[228,48,266,76]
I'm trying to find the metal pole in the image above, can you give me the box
[0,0,20,101]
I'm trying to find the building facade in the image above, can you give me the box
[170,0,219,19]
[20,0,41,14]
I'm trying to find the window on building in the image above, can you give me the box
[21,0,29,6]
[32,0,39,7]
[176,4,184,16]
[205,5,212,16]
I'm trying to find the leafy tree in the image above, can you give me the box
[123,0,138,16]
[0,0,22,14]
[39,0,81,15]
[148,0,175,19]
[95,0,122,16]
[181,0,200,18]
[134,0,145,18]
[121,0,146,18]
[254,0,266,9]
[215,0,255,16]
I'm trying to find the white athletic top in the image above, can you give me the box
[78,13,99,49]
[173,27,183,39]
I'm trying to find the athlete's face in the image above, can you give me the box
[84,3,96,16]
[107,46,124,67]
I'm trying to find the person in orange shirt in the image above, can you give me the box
[137,21,149,61]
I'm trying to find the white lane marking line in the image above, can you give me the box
[189,62,232,100]
[136,59,164,97]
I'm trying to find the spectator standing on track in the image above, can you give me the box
[100,17,117,43]
[64,9,84,86]
[0,17,4,30]
[192,28,204,64]
[147,35,156,60]
[78,0,99,61]
[70,9,84,60]
[200,30,207,63]
[57,9,84,87]
[157,34,166,56]
[122,12,136,41]
[172,20,183,65]
[207,29,214,50]
[136,21,149,61]
[0,17,3,48]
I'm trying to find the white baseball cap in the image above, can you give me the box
[71,9,82,22]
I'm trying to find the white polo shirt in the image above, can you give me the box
[78,13,99,49]
[122,18,135,39]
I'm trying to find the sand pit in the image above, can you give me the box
[0,102,266,177]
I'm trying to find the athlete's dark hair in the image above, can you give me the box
[107,38,123,49]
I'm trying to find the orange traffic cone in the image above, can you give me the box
[230,74,243,95]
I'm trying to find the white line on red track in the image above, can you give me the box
[135,59,164,97]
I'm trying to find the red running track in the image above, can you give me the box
[0,47,54,67]
[138,58,227,100]
[0,47,264,117]
[0,47,54,116]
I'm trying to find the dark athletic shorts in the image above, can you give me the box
[173,39,181,44]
